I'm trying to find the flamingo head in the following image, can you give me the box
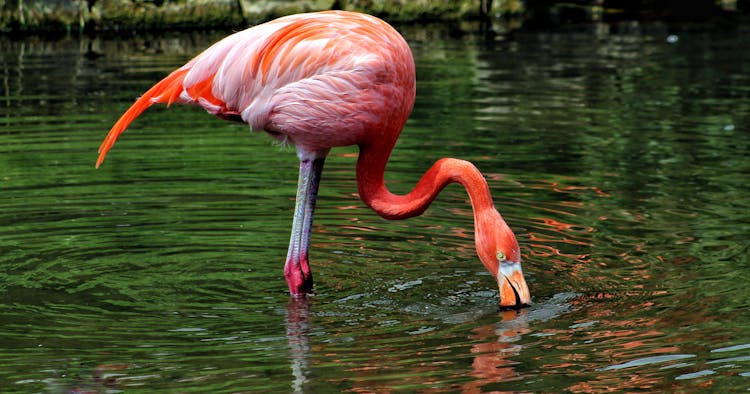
[476,209,531,309]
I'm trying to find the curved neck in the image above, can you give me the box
[356,141,496,221]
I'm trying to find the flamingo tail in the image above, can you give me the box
[96,68,189,168]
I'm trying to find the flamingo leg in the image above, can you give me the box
[284,156,326,295]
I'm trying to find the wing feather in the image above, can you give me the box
[96,68,189,167]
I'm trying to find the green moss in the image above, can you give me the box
[239,0,335,24]
[0,0,88,32]
[89,0,244,30]
[344,0,465,21]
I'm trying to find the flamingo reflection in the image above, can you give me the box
[285,297,313,393]
[461,294,575,392]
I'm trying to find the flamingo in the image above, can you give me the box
[96,11,531,308]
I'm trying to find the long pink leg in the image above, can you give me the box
[284,156,326,295]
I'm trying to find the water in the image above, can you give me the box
[1,21,749,393]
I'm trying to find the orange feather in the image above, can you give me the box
[96,68,190,168]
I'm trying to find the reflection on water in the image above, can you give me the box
[286,298,312,394]
[1,21,750,392]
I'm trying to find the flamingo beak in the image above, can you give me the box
[497,261,531,309]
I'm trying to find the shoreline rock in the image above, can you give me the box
[0,0,521,33]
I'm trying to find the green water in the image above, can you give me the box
[1,22,749,392]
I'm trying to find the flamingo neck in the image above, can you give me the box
[355,142,496,221]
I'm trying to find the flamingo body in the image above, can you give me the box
[97,11,530,308]
[98,11,411,163]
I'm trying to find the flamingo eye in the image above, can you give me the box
[496,251,505,261]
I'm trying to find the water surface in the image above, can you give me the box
[1,22,749,392]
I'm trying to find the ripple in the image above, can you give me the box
[674,369,716,380]
[712,343,750,353]
[599,354,696,371]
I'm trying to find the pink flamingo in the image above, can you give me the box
[96,11,531,308]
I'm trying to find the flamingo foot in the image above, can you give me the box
[285,256,313,295]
